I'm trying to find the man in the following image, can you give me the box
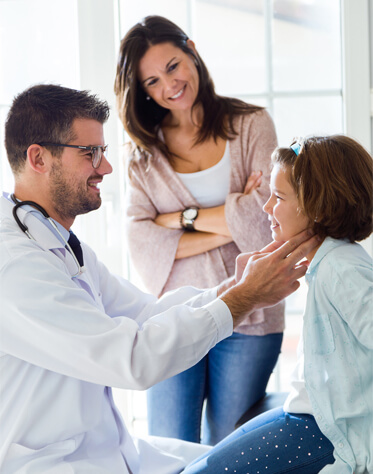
[0,84,317,473]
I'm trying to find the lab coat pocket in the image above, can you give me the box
[4,439,75,473]
[310,313,335,355]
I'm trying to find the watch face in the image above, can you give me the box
[184,208,198,220]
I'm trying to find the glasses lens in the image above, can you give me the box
[92,146,108,169]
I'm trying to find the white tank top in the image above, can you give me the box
[176,142,231,207]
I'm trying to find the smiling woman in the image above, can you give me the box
[138,42,200,112]
[114,14,285,446]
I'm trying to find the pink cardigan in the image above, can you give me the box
[125,110,284,335]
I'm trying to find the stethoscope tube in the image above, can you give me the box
[10,194,83,277]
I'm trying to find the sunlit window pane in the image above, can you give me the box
[0,0,79,104]
[195,0,266,95]
[0,0,79,194]
[272,0,341,92]
[119,0,189,36]
[273,95,343,146]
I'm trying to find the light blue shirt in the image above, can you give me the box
[303,237,373,474]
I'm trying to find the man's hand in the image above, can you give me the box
[220,230,319,327]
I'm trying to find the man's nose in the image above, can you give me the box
[98,154,113,175]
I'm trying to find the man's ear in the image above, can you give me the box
[26,144,50,174]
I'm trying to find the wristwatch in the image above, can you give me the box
[180,206,199,231]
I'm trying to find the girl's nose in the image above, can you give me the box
[263,197,272,215]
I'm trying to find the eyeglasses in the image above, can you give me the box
[37,142,109,169]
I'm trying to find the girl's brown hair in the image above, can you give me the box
[114,15,262,163]
[272,135,373,243]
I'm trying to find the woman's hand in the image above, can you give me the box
[154,170,262,231]
[155,211,182,229]
[244,170,262,194]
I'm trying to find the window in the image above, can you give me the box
[0,0,371,437]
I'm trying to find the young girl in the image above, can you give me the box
[183,135,373,474]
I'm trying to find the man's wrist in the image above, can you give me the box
[220,283,255,328]
[216,275,236,297]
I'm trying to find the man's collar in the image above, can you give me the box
[1,193,69,250]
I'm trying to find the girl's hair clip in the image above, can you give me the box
[290,142,301,156]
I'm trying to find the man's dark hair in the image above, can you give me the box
[5,84,110,174]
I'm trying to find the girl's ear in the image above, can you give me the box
[26,144,50,174]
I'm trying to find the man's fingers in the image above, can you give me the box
[285,235,319,266]
[259,240,284,254]
[271,230,316,261]
[288,280,301,294]
[291,263,308,280]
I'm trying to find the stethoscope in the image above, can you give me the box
[11,194,84,277]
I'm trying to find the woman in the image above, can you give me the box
[114,15,284,445]
[182,135,373,473]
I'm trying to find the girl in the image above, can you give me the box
[183,135,373,473]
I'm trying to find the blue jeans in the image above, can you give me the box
[147,332,283,445]
[182,407,335,473]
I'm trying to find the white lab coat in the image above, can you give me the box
[0,196,232,473]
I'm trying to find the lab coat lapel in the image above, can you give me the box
[1,196,79,277]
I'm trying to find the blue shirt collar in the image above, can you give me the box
[306,236,350,282]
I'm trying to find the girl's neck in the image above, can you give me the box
[306,238,324,263]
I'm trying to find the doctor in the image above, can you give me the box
[0,84,318,474]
